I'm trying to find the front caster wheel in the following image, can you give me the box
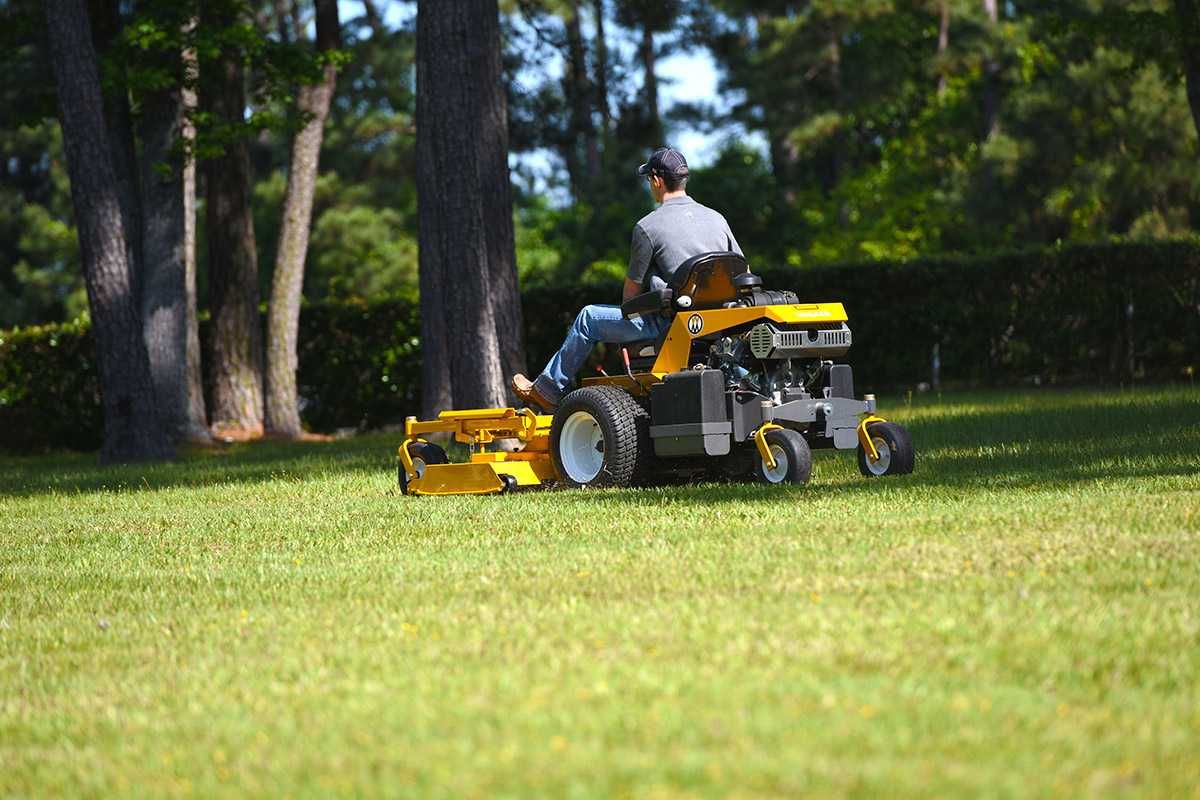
[857,422,915,477]
[755,428,813,485]
[399,441,448,495]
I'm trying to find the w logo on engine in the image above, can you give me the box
[686,314,704,335]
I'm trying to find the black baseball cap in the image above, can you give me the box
[637,146,689,179]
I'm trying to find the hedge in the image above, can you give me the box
[2,241,1197,452]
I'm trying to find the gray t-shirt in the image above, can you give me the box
[626,196,743,290]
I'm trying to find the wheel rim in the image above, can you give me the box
[865,436,891,476]
[761,443,789,483]
[411,457,427,479]
[560,411,604,483]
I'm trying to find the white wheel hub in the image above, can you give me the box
[560,411,605,483]
[761,443,789,483]
[411,457,427,479]
[865,436,891,476]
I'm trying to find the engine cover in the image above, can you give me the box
[747,322,852,359]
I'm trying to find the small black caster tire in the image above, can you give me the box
[499,474,519,494]
[857,422,915,477]
[755,428,813,485]
[399,441,448,495]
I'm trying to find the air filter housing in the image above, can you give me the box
[747,322,852,359]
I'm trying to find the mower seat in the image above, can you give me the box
[621,251,750,321]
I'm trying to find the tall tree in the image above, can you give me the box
[1175,0,1200,142]
[201,0,265,438]
[563,3,598,196]
[181,34,210,442]
[265,0,342,437]
[44,0,171,462]
[416,0,522,415]
[592,0,612,133]
[981,0,1001,138]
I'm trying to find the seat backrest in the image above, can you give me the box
[668,251,749,310]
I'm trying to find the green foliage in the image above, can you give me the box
[0,319,102,452]
[3,240,1196,452]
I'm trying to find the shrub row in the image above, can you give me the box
[2,241,1197,452]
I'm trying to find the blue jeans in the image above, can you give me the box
[533,304,669,404]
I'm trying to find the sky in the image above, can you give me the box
[341,0,752,171]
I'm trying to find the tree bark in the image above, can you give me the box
[45,0,171,463]
[88,0,144,296]
[1174,0,1200,142]
[265,0,341,437]
[477,0,526,387]
[202,0,265,438]
[564,4,597,197]
[416,0,515,415]
[981,0,1001,139]
[592,0,611,134]
[181,38,210,441]
[138,85,189,442]
[937,1,950,97]
[639,22,662,144]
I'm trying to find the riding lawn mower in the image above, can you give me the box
[398,252,914,495]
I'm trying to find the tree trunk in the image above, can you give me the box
[592,0,611,133]
[1175,0,1200,142]
[981,0,1001,139]
[564,4,596,197]
[478,0,526,387]
[937,1,950,97]
[89,0,144,296]
[202,1,264,438]
[181,39,210,442]
[265,0,341,437]
[639,22,661,144]
[45,0,171,463]
[416,0,513,415]
[138,85,189,442]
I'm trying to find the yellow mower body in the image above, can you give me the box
[398,251,915,495]
[399,408,556,495]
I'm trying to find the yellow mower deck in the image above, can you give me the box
[400,407,557,495]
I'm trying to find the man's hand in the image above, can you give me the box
[622,277,642,303]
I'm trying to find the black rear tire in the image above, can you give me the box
[856,422,915,477]
[399,441,448,495]
[550,386,652,488]
[754,428,813,485]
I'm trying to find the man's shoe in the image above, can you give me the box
[511,373,557,412]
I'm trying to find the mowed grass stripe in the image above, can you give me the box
[1,386,1197,797]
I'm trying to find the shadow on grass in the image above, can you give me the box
[1,387,1196,501]
[0,433,402,499]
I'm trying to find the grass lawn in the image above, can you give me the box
[1,386,1198,798]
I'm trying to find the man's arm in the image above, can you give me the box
[622,277,643,302]
[624,224,653,302]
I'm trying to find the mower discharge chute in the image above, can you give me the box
[398,251,914,495]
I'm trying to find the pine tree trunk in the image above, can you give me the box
[89,0,144,295]
[138,85,189,442]
[592,0,611,133]
[265,0,340,438]
[181,39,210,442]
[202,1,264,438]
[937,1,950,97]
[1175,0,1200,142]
[981,0,1001,139]
[416,0,512,415]
[45,0,171,463]
[564,4,597,196]
[477,0,526,386]
[640,23,662,144]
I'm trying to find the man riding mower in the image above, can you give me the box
[398,148,914,495]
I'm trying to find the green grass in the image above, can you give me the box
[2,386,1198,798]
